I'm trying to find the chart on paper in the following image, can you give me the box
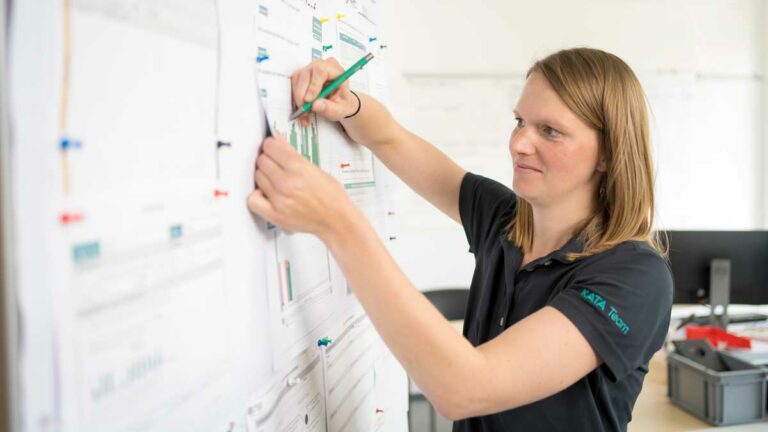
[67,204,231,431]
[246,311,408,432]
[9,0,408,430]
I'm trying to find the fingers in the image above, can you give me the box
[246,190,277,223]
[304,67,329,102]
[261,132,305,172]
[312,98,350,120]
[256,152,282,180]
[291,62,332,108]
[292,69,311,111]
[254,169,275,197]
[291,58,347,127]
[326,58,345,78]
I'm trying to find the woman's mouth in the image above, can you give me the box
[515,163,542,173]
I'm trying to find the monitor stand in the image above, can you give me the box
[708,258,731,329]
[681,258,768,328]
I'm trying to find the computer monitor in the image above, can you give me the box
[664,231,768,305]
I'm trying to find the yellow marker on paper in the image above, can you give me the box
[336,13,345,20]
[320,17,330,24]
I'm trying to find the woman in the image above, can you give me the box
[248,48,673,431]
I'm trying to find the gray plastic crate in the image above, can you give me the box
[667,350,768,426]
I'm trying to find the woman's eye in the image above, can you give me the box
[514,117,525,128]
[542,126,561,139]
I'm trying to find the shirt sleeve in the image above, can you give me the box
[548,243,673,382]
[458,172,517,254]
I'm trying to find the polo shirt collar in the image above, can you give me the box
[551,235,585,263]
[502,230,586,273]
[512,234,585,272]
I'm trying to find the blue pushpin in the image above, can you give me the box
[60,137,82,150]
[369,36,377,43]
[256,54,270,63]
[317,337,332,347]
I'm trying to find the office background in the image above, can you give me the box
[376,0,768,291]
[2,1,767,431]
[374,2,768,430]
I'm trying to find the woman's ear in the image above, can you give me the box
[597,157,607,173]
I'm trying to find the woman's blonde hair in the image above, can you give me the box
[507,48,665,259]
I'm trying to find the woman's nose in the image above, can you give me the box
[509,129,536,156]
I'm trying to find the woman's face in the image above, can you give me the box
[509,72,604,208]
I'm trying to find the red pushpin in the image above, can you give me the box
[214,189,229,198]
[59,212,84,225]
[375,408,384,414]
[340,163,350,169]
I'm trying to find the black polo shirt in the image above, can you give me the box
[454,173,673,432]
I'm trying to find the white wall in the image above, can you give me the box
[764,0,768,228]
[378,0,766,290]
[384,0,762,76]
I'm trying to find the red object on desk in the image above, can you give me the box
[685,325,752,349]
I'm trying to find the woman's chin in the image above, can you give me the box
[512,182,538,202]
[515,191,538,204]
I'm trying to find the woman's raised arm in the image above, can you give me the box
[291,58,467,223]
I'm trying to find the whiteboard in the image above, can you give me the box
[6,0,407,431]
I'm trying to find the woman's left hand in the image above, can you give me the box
[247,132,355,240]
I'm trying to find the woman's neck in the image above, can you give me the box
[528,193,595,259]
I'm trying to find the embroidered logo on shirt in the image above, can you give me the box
[580,288,630,335]
[580,288,606,311]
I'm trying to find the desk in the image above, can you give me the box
[626,305,768,431]
[629,350,767,431]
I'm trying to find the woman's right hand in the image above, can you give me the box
[291,58,358,127]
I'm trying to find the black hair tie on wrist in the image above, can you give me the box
[344,90,361,119]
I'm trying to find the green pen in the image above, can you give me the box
[288,52,374,121]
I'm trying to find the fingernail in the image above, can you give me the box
[315,101,326,111]
[305,92,314,101]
